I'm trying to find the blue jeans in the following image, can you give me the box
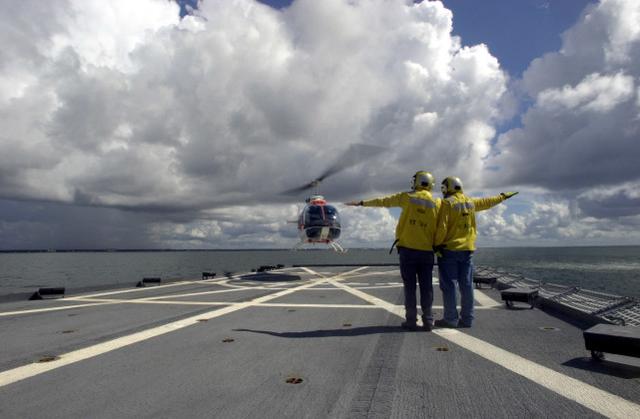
[398,247,434,325]
[438,250,474,326]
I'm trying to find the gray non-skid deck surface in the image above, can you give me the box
[0,266,639,418]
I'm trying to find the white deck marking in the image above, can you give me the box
[135,286,262,301]
[327,278,398,312]
[0,302,116,317]
[474,289,501,307]
[1,285,495,315]
[329,277,640,418]
[256,303,378,308]
[300,267,326,277]
[68,273,252,299]
[0,286,254,317]
[42,298,492,311]
[68,298,377,308]
[440,330,640,418]
[69,280,202,299]
[0,267,365,389]
[6,265,629,415]
[304,285,401,290]
[342,269,401,277]
[70,298,230,306]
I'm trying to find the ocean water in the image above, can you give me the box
[0,246,639,299]
[473,246,640,298]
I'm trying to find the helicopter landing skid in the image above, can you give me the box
[329,241,347,253]
[291,241,347,253]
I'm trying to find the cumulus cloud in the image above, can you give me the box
[489,0,640,193]
[4,0,638,250]
[138,203,398,249]
[476,192,640,246]
[537,72,634,113]
[0,0,508,204]
[338,206,398,248]
[577,181,640,218]
[0,0,512,248]
[482,0,640,248]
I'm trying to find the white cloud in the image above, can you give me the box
[339,205,398,248]
[50,1,181,72]
[489,0,640,191]
[0,0,508,208]
[476,193,640,246]
[522,0,640,97]
[145,202,396,250]
[537,72,634,113]
[0,0,517,248]
[3,0,638,250]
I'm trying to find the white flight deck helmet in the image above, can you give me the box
[412,171,435,191]
[441,176,463,196]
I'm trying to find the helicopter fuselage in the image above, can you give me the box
[298,196,341,244]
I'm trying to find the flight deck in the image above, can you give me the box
[1,266,639,418]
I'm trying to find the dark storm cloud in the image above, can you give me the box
[0,199,156,250]
[577,186,640,218]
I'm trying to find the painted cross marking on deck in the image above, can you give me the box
[0,267,363,388]
[1,265,638,419]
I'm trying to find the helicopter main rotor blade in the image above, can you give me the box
[281,143,385,196]
[281,180,319,196]
[316,143,385,182]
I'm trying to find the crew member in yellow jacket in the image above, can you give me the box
[434,176,518,328]
[346,171,440,331]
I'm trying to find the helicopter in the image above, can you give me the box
[282,143,384,253]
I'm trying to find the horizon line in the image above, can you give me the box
[1,244,639,253]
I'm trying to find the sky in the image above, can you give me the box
[1,0,639,250]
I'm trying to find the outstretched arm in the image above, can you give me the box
[362,192,405,208]
[473,191,518,212]
[346,192,406,208]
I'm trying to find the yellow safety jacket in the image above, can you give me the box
[434,192,505,251]
[362,189,440,251]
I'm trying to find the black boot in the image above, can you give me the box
[422,318,433,332]
[434,319,458,328]
[401,321,418,331]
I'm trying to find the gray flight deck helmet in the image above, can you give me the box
[412,171,435,191]
[441,176,463,196]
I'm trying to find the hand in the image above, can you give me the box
[500,191,519,200]
[344,201,363,206]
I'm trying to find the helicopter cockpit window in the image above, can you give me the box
[323,206,336,217]
[304,205,341,227]
[324,206,341,225]
[304,206,323,226]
